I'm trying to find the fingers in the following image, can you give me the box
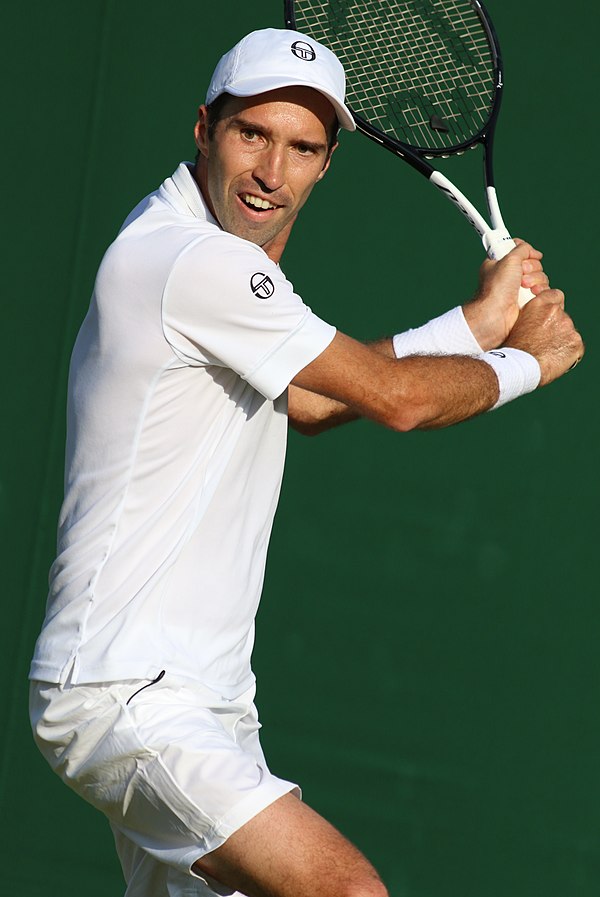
[495,241,543,286]
[487,243,554,301]
[522,288,564,312]
[496,241,583,384]
[511,239,543,261]
[532,287,564,308]
[516,245,550,294]
[472,240,557,350]
[507,288,582,384]
[479,242,544,282]
[522,259,549,294]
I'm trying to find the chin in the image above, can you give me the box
[235,223,278,248]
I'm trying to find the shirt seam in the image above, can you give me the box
[74,359,176,656]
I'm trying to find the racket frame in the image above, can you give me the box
[285,0,530,298]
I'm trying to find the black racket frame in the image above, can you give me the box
[284,0,504,188]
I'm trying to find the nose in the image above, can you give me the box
[252,145,285,193]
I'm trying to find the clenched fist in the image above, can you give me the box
[505,289,584,385]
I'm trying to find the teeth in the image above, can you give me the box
[242,193,276,210]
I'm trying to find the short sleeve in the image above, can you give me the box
[162,233,336,400]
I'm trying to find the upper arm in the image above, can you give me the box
[287,335,399,435]
[161,234,335,401]
[287,384,359,435]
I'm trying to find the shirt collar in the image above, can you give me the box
[169,162,219,227]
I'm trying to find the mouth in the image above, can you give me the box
[238,192,281,214]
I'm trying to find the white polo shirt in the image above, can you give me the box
[30,163,336,696]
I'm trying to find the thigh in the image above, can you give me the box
[193,792,387,897]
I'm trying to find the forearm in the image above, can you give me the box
[292,345,500,433]
[291,326,548,433]
[288,307,480,434]
[355,352,500,431]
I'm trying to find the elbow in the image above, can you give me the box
[386,411,422,433]
[288,418,326,437]
[376,394,435,433]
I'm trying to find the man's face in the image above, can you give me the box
[194,87,337,248]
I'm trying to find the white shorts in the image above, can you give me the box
[29,673,299,897]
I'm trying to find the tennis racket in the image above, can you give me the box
[284,0,534,307]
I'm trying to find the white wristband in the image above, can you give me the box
[393,306,483,359]
[480,348,541,409]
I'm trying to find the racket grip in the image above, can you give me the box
[483,229,535,308]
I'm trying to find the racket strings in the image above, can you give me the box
[291,0,496,151]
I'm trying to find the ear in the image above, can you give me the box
[316,141,338,181]
[194,105,210,158]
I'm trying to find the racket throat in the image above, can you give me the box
[429,172,513,259]
[429,170,488,238]
[482,187,515,260]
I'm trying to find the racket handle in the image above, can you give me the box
[483,229,535,308]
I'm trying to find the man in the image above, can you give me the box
[29,27,582,897]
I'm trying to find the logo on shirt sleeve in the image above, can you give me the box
[250,272,275,300]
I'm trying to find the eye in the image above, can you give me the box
[295,143,315,156]
[241,128,260,142]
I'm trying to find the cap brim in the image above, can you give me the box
[223,76,356,132]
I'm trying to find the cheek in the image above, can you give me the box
[215,139,256,175]
[207,161,235,207]
[290,158,328,196]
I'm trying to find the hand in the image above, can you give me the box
[463,241,549,350]
[504,289,584,385]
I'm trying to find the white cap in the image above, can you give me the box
[205,28,356,132]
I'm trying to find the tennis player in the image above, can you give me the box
[29,28,583,897]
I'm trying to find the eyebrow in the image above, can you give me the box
[227,115,328,154]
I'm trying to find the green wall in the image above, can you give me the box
[2,2,598,894]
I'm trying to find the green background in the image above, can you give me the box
[2,2,598,894]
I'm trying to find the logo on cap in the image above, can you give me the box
[250,272,275,300]
[291,40,316,61]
